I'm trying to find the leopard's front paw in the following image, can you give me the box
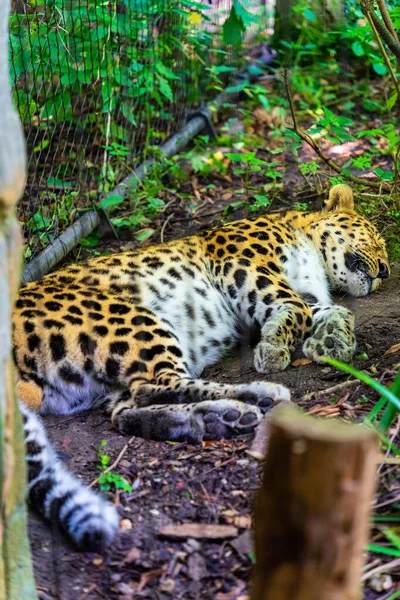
[254,341,291,374]
[194,400,263,441]
[303,307,356,363]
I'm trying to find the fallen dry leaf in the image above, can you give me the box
[384,343,400,356]
[137,569,167,593]
[233,515,252,529]
[292,358,312,367]
[158,523,238,540]
[121,546,141,566]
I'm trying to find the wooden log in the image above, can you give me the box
[0,1,37,598]
[253,405,378,600]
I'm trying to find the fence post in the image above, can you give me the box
[253,405,378,600]
[0,1,37,598]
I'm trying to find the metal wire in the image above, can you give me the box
[9,0,267,260]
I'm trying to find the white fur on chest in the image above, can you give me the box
[141,267,238,376]
[282,233,331,304]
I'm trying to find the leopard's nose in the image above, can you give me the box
[378,260,389,279]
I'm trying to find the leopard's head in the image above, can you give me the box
[312,185,390,297]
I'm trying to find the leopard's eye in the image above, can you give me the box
[344,252,368,273]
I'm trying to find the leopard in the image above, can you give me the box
[13,183,389,549]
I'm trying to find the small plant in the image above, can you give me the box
[323,358,400,435]
[293,202,308,211]
[97,440,132,493]
[226,151,280,200]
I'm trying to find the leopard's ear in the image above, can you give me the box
[324,184,354,213]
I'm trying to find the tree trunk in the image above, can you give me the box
[0,1,37,598]
[253,405,378,600]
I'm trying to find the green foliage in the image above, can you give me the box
[97,440,132,493]
[9,0,215,150]
[323,357,400,435]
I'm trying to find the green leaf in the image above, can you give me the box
[322,358,400,429]
[372,63,387,76]
[156,62,179,80]
[233,0,255,26]
[47,176,75,188]
[28,211,51,231]
[34,139,50,153]
[373,515,400,523]
[136,228,154,241]
[120,101,137,126]
[222,6,245,46]
[367,544,400,557]
[225,152,247,161]
[225,83,247,94]
[258,94,270,111]
[158,76,173,102]
[386,91,399,110]
[373,168,394,181]
[351,41,364,57]
[79,232,102,247]
[303,9,316,22]
[213,66,236,74]
[383,528,400,551]
[98,195,124,210]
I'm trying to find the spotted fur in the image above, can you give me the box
[13,184,389,541]
[14,184,388,430]
[20,402,118,551]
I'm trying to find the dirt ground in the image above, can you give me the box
[29,260,400,600]
[27,118,400,599]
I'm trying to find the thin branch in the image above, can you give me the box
[284,73,392,192]
[283,68,298,131]
[361,557,400,582]
[360,0,400,63]
[377,0,399,43]
[364,3,400,189]
[160,213,173,243]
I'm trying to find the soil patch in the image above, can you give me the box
[30,264,400,600]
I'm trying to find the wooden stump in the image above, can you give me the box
[253,405,378,600]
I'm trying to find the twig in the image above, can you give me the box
[301,379,360,403]
[377,416,400,474]
[364,4,400,134]
[374,491,400,509]
[360,0,400,63]
[283,70,392,192]
[160,213,173,243]
[283,68,298,131]
[377,0,399,42]
[89,435,136,488]
[361,557,400,582]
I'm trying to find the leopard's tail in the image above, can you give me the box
[20,402,119,551]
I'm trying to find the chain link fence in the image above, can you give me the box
[9,0,268,261]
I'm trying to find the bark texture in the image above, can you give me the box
[0,1,37,598]
[253,405,378,600]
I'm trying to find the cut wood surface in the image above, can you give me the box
[252,405,378,600]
